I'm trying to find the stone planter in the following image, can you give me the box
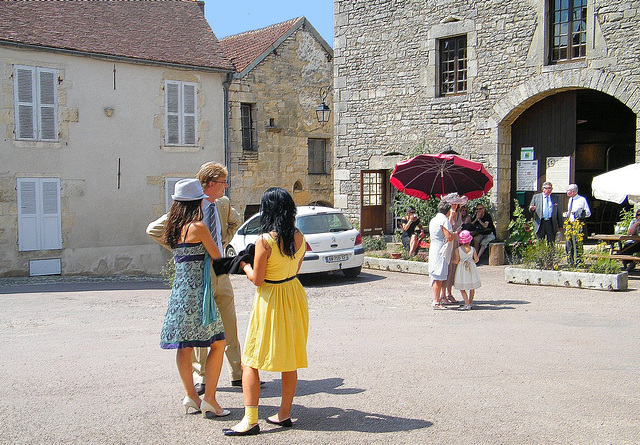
[363,256,429,275]
[504,266,628,291]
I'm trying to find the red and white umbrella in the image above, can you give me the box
[390,153,493,200]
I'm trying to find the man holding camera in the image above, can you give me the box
[401,206,424,256]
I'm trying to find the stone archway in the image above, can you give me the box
[489,70,640,237]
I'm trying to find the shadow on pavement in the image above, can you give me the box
[0,279,167,294]
[257,404,432,433]
[219,378,365,397]
[299,271,385,288]
[468,299,530,310]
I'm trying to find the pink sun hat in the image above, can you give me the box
[458,230,473,244]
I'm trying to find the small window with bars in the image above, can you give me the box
[361,171,383,206]
[241,103,257,151]
[439,35,467,96]
[308,138,330,174]
[550,0,587,62]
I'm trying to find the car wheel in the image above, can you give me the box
[623,260,636,271]
[225,245,237,257]
[342,266,361,278]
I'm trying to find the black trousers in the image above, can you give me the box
[537,219,556,244]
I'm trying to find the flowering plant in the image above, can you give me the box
[563,218,585,266]
[506,200,536,259]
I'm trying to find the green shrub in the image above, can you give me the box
[362,235,387,251]
[507,200,537,260]
[587,257,621,274]
[615,208,635,234]
[520,241,565,270]
[586,243,622,274]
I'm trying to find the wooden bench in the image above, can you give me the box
[585,254,640,262]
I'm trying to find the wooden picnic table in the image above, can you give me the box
[587,234,640,269]
[588,234,640,254]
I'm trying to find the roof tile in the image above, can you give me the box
[219,17,302,72]
[0,0,234,71]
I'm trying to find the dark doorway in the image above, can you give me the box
[511,89,636,235]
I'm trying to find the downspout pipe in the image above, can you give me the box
[223,71,233,198]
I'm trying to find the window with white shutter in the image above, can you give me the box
[17,178,62,251]
[165,80,198,146]
[308,138,331,175]
[14,65,58,141]
[165,177,184,212]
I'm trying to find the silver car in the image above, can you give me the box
[226,206,364,278]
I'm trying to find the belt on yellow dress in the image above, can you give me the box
[264,275,297,284]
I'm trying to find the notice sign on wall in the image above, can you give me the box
[521,147,534,160]
[545,156,571,193]
[516,160,538,191]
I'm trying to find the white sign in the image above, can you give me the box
[546,156,571,192]
[516,160,538,191]
[521,147,534,161]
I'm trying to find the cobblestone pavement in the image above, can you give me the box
[1,266,639,444]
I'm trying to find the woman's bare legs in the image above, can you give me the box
[228,365,260,432]
[469,289,475,305]
[432,279,444,306]
[177,348,200,405]
[269,370,297,422]
[202,339,225,412]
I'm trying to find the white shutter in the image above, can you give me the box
[182,83,197,145]
[17,178,39,250]
[40,178,62,249]
[165,81,197,145]
[165,178,183,212]
[14,66,36,140]
[17,178,61,251]
[165,81,180,145]
[37,69,58,141]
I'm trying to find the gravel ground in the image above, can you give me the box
[0,266,638,444]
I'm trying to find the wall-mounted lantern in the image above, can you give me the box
[315,86,332,124]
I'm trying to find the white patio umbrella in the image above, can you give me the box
[591,163,640,204]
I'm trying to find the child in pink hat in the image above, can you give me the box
[451,230,481,310]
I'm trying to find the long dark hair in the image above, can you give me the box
[163,200,203,248]
[260,187,297,257]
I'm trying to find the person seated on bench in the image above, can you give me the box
[400,206,425,256]
[471,204,496,258]
[621,209,640,270]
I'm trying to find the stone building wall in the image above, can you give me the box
[334,0,640,236]
[228,29,333,218]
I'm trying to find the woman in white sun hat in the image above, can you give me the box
[160,179,230,419]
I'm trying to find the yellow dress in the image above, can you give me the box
[242,233,309,372]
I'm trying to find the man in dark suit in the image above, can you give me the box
[529,181,562,244]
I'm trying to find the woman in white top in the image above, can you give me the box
[428,200,458,310]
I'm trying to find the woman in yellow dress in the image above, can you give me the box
[223,187,309,436]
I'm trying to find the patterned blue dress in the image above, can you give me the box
[160,242,225,349]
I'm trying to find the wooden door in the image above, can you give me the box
[360,170,386,235]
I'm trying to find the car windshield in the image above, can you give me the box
[296,213,353,234]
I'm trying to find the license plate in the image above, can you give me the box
[326,254,349,263]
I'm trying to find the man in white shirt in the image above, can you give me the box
[564,184,591,266]
[564,184,591,221]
